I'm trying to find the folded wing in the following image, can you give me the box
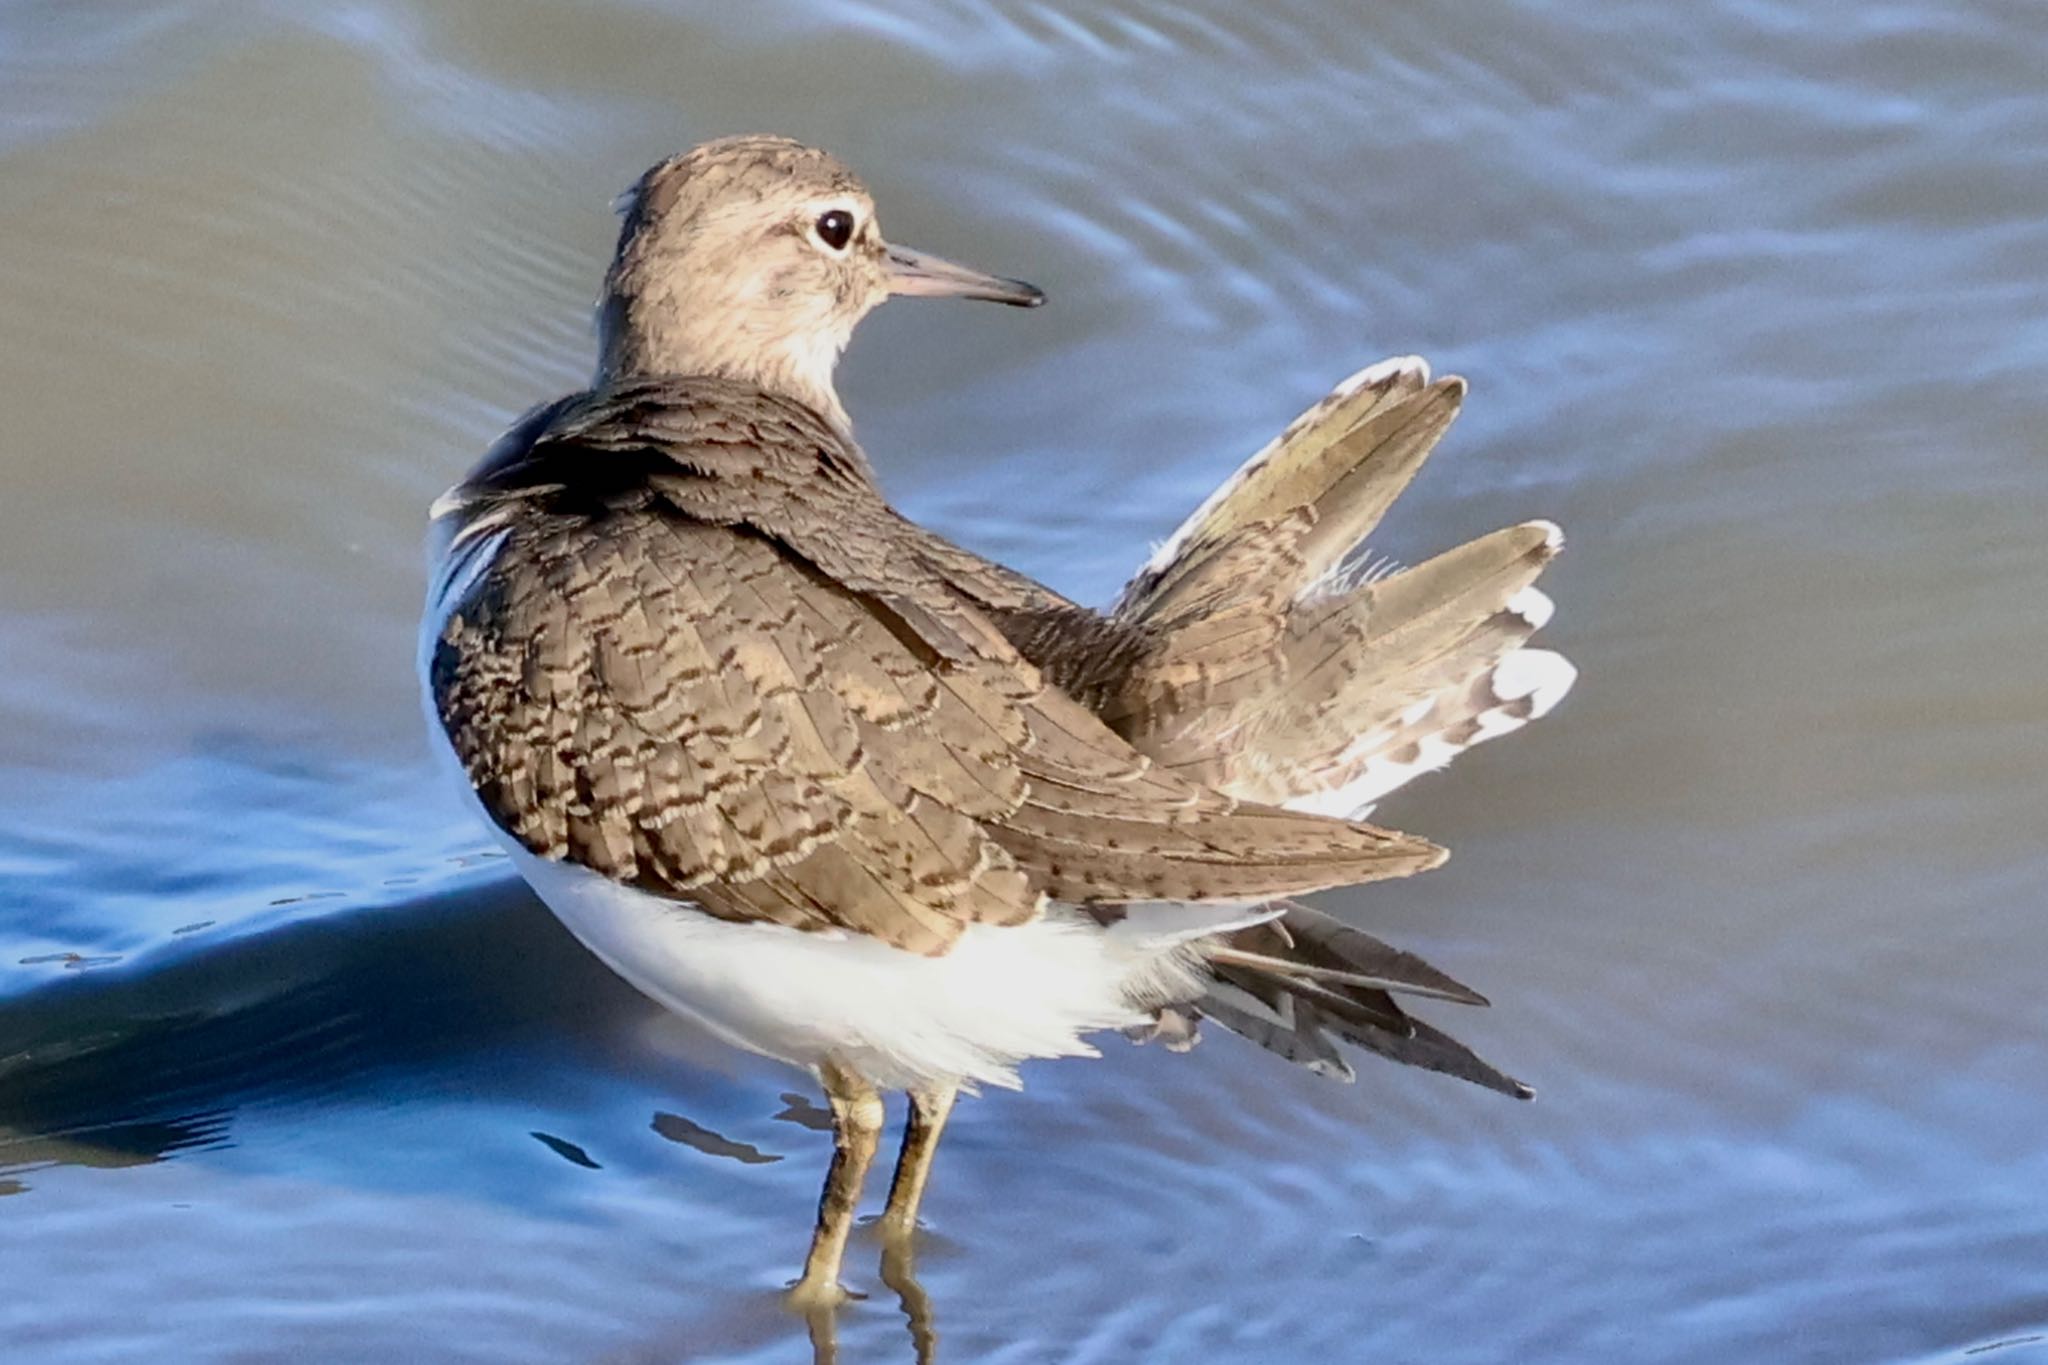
[427,378,1447,956]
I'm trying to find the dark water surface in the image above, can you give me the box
[4,2,2046,1361]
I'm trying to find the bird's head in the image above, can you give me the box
[598,135,1042,428]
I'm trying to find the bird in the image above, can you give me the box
[418,135,1575,1309]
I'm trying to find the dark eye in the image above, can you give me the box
[815,209,855,251]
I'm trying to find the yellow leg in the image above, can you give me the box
[789,1059,884,1311]
[879,1084,958,1241]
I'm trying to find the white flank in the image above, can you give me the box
[509,846,1230,1092]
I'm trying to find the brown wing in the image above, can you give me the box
[433,507,1041,954]
[429,377,1443,955]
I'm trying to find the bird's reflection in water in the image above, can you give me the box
[880,1231,939,1365]
[797,1217,940,1365]
[0,1111,233,1195]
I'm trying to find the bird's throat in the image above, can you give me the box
[597,291,853,432]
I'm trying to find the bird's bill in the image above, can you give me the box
[884,244,1044,307]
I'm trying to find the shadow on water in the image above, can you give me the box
[0,877,637,1184]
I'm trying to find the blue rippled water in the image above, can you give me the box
[3,2,2046,1361]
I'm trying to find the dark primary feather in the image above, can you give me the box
[429,377,1444,956]
[1208,902,1531,1098]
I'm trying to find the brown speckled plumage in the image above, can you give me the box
[429,376,1444,956]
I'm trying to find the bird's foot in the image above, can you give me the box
[786,1273,855,1314]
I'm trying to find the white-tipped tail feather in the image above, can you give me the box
[1284,646,1579,820]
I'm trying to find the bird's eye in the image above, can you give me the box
[815,209,855,251]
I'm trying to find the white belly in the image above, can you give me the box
[506,841,1211,1091]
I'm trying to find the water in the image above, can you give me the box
[3,1,2045,1360]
